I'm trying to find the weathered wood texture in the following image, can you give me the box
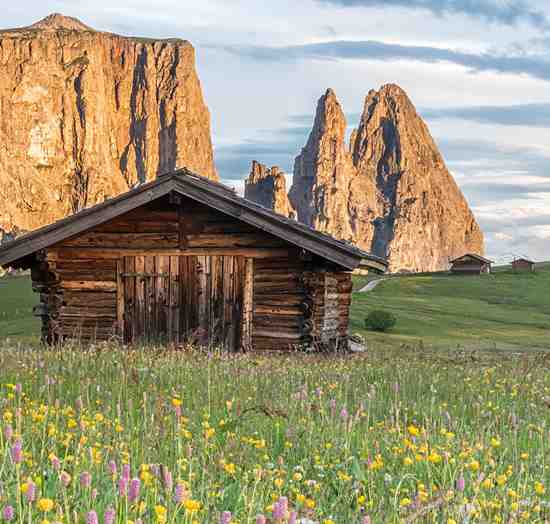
[30,195,354,351]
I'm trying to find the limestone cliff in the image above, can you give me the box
[0,13,217,235]
[286,85,484,272]
[244,161,294,217]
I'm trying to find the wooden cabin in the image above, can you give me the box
[0,169,387,351]
[450,253,493,275]
[511,257,535,272]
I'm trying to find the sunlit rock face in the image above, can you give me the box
[0,13,217,235]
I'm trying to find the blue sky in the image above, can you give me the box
[5,1,550,261]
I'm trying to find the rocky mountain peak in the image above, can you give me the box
[245,161,294,218]
[258,84,484,272]
[30,13,93,32]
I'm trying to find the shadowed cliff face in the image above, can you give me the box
[0,14,217,235]
[285,85,484,272]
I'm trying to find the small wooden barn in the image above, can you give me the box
[0,169,387,351]
[512,257,535,272]
[450,253,493,275]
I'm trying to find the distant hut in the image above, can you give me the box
[0,169,387,350]
[450,254,493,275]
[512,257,535,272]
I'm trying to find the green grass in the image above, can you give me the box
[0,343,548,522]
[0,275,40,340]
[352,264,550,351]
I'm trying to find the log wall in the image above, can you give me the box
[30,194,354,350]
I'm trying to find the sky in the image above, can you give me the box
[5,1,550,262]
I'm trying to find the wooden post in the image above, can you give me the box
[241,257,254,351]
[116,260,125,340]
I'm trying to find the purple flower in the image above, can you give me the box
[128,478,140,503]
[340,407,349,421]
[255,516,266,524]
[2,505,15,521]
[104,507,116,524]
[91,489,98,500]
[272,496,288,519]
[288,512,297,524]
[80,471,92,489]
[51,456,61,471]
[24,480,36,503]
[3,424,13,441]
[329,399,337,416]
[456,475,465,492]
[108,460,117,477]
[60,471,71,487]
[86,511,98,524]
[122,463,131,481]
[14,384,21,394]
[10,440,22,464]
[117,478,128,497]
[219,511,232,524]
[174,482,187,504]
[162,468,173,492]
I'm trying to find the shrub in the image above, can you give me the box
[365,309,397,332]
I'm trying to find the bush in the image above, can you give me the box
[365,309,397,332]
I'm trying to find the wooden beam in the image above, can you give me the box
[52,247,296,259]
[116,259,125,340]
[241,258,254,351]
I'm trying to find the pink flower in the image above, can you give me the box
[272,497,288,520]
[174,482,187,504]
[255,516,266,524]
[51,456,61,470]
[60,471,71,487]
[80,471,92,489]
[86,511,98,524]
[108,460,117,477]
[288,512,297,524]
[2,505,15,521]
[128,478,140,503]
[104,507,116,524]
[219,511,232,524]
[117,478,128,497]
[10,440,22,464]
[3,424,13,441]
[162,467,173,492]
[24,480,36,503]
[122,464,131,481]
[362,516,372,524]
[456,475,465,492]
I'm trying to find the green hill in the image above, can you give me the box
[351,263,550,351]
[1,264,549,350]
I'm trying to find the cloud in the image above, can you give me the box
[214,40,550,82]
[316,0,550,30]
[421,103,550,127]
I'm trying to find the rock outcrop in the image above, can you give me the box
[0,13,217,236]
[284,85,483,272]
[244,161,294,217]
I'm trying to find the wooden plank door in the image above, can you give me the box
[117,255,252,350]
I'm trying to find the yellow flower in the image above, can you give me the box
[511,502,519,512]
[447,519,457,524]
[183,499,201,514]
[520,452,529,460]
[37,498,54,512]
[224,463,236,475]
[154,505,167,523]
[496,474,507,486]
[305,498,315,509]
[400,497,412,507]
[468,460,480,472]
[403,457,414,466]
[407,425,420,437]
[490,437,501,448]
[274,478,284,489]
[482,478,493,489]
[534,482,545,495]
[171,398,182,408]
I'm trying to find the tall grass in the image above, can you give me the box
[0,341,548,523]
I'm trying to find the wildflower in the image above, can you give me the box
[161,466,173,492]
[37,499,54,512]
[104,507,116,524]
[10,440,22,464]
[534,482,545,495]
[219,511,232,524]
[407,425,420,437]
[128,478,141,502]
[86,511,98,524]
[272,496,288,519]
[4,424,13,440]
[362,517,371,524]
[122,464,131,481]
[154,505,167,523]
[274,478,284,489]
[108,460,117,477]
[59,472,71,487]
[1,505,15,521]
[174,482,187,504]
[456,476,465,492]
[224,463,236,475]
[256,517,266,524]
[118,477,128,497]
[288,512,297,524]
[183,499,200,514]
[340,407,348,420]
[400,497,412,507]
[80,471,92,489]
[496,474,507,486]
[23,480,36,503]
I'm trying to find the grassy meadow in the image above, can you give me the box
[0,267,549,522]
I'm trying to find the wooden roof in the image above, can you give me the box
[0,168,388,272]
[450,253,494,265]
[512,257,535,264]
